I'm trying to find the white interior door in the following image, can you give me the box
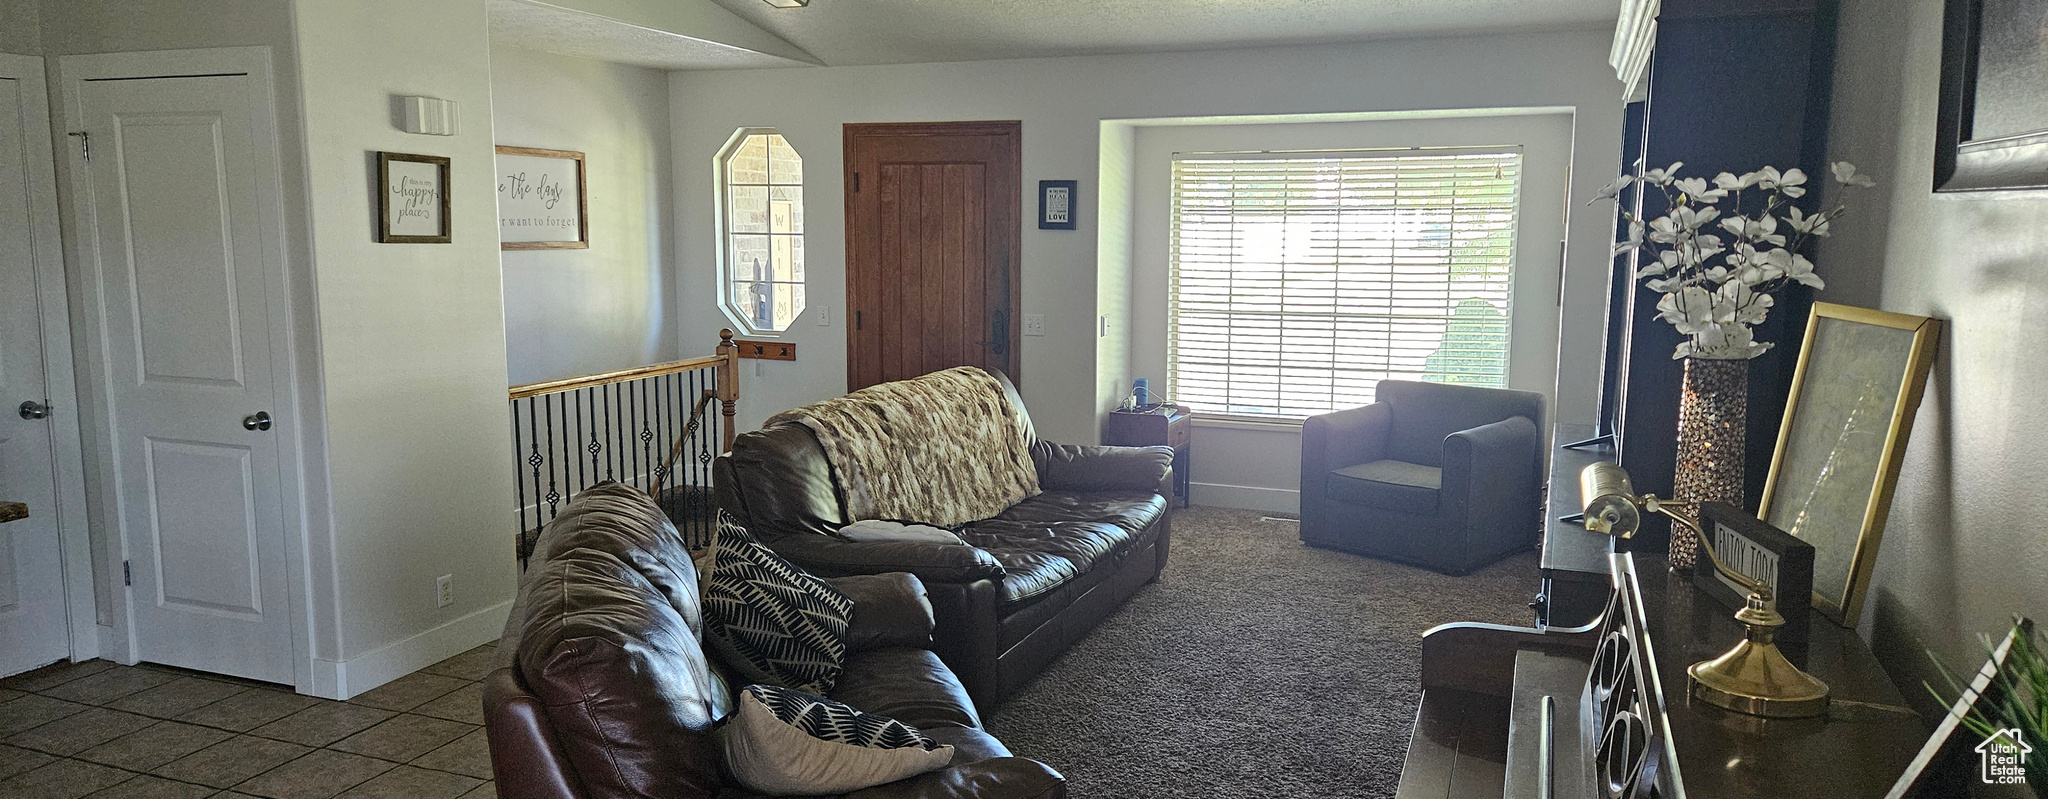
[0,58,71,678]
[72,66,294,684]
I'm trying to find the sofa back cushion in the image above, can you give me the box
[717,423,847,537]
[516,546,726,799]
[535,483,704,635]
[1377,381,1545,467]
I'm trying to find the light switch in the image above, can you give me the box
[817,305,830,326]
[1024,314,1046,337]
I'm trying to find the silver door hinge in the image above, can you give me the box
[67,131,90,162]
[122,560,131,586]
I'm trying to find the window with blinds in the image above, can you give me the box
[1168,149,1522,419]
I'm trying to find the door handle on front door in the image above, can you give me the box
[243,411,273,431]
[18,401,50,420]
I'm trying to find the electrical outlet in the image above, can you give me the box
[1023,314,1046,337]
[1099,315,1109,338]
[436,574,454,608]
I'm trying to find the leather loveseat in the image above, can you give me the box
[483,483,1067,799]
[714,371,1174,706]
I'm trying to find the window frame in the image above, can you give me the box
[1165,146,1525,423]
[714,127,806,336]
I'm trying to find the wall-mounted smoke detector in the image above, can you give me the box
[763,0,808,7]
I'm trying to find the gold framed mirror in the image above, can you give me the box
[1759,302,1941,627]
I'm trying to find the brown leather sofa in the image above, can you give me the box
[714,371,1174,706]
[483,483,1067,799]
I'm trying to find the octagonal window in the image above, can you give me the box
[717,129,805,333]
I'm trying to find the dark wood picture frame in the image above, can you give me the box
[1038,179,1077,230]
[1936,0,2048,191]
[376,151,451,244]
[495,145,589,250]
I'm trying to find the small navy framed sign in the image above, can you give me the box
[1038,179,1077,230]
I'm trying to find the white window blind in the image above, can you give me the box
[1168,149,1522,419]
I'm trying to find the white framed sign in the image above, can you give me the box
[495,145,587,250]
[377,151,450,244]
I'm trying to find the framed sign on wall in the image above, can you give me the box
[1038,179,1076,230]
[495,145,587,250]
[376,151,451,244]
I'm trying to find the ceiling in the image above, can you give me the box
[701,0,1620,67]
[488,0,814,70]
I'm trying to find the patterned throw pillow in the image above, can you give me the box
[702,512,854,694]
[720,684,954,795]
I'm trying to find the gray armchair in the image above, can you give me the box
[1299,380,1545,575]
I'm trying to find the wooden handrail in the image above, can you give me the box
[509,353,727,400]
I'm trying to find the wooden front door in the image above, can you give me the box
[844,121,1021,391]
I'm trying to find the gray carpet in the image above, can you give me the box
[982,507,1538,798]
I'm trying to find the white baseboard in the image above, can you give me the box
[1188,482,1300,514]
[309,599,511,700]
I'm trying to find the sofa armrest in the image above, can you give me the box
[1439,415,1541,536]
[763,534,1006,584]
[820,572,936,651]
[845,757,1067,799]
[1031,441,1174,493]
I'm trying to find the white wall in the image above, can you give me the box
[1812,0,2048,707]
[491,44,677,385]
[293,0,516,697]
[1126,112,1578,511]
[1,1,40,54]
[669,29,1623,459]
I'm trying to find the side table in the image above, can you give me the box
[1103,405,1191,508]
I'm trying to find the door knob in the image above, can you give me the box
[243,411,273,431]
[18,401,49,420]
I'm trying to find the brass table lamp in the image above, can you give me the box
[1579,462,1830,719]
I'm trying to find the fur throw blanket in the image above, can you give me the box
[768,367,1041,526]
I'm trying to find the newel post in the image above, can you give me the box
[717,329,739,452]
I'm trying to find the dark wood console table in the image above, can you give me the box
[1397,525,1927,798]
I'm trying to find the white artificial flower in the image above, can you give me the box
[1648,215,1684,244]
[1674,177,1728,203]
[1748,247,1790,282]
[1716,281,1774,325]
[1641,161,1685,185]
[1830,161,1877,188]
[1777,168,1808,198]
[1783,206,1831,236]
[1613,220,1646,256]
[1646,275,1686,293]
[1714,171,1761,192]
[1655,286,1719,335]
[1594,174,1634,202]
[1719,215,1787,246]
[1781,252,1825,288]
[1673,205,1721,231]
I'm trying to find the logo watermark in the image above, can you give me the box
[1975,728,2033,786]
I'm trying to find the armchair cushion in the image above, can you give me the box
[1326,460,1442,515]
[1377,380,1545,468]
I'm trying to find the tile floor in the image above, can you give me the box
[0,643,499,799]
